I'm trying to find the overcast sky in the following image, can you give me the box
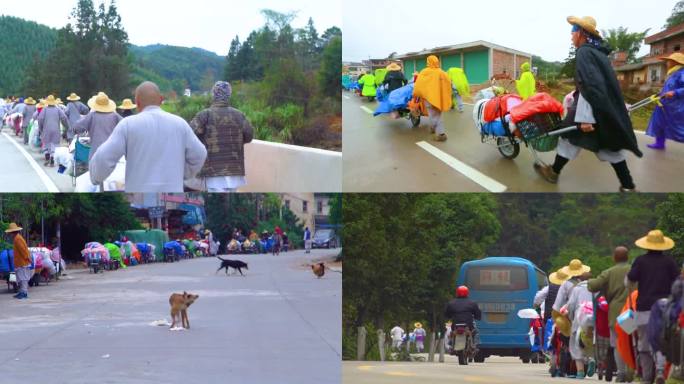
[344,0,676,62]
[2,0,341,56]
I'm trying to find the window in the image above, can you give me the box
[675,45,681,52]
[317,201,323,214]
[284,200,290,210]
[465,266,529,291]
[303,201,308,213]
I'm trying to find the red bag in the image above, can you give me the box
[483,95,522,123]
[510,93,564,123]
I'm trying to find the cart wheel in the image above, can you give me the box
[497,138,520,159]
[410,114,420,128]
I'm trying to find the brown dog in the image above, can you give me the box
[169,291,199,329]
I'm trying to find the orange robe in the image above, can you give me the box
[413,56,453,112]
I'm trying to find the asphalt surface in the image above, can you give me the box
[344,356,606,383]
[0,249,341,384]
[0,125,74,192]
[342,91,684,192]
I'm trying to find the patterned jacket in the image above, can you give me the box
[190,102,254,177]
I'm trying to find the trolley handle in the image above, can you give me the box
[546,126,579,137]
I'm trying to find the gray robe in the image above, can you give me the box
[22,105,36,129]
[65,101,90,140]
[74,111,123,161]
[37,106,69,154]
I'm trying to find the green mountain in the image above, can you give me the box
[129,44,224,93]
[0,16,58,95]
[0,16,225,96]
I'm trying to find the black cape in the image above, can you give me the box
[562,43,643,157]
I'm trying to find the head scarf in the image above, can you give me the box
[212,81,232,103]
[573,24,603,49]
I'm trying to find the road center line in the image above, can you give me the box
[1,132,60,192]
[360,106,374,115]
[416,141,508,193]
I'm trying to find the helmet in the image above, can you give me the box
[456,286,469,298]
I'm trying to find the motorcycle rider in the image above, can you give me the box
[445,286,482,350]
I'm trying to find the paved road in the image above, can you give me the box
[0,249,341,384]
[344,356,605,384]
[0,126,74,192]
[343,92,684,192]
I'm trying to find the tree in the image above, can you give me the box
[225,36,242,81]
[657,194,684,259]
[321,27,342,45]
[602,27,650,63]
[318,36,342,98]
[666,1,684,28]
[560,45,577,78]
[260,9,297,32]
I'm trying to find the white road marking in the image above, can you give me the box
[416,141,508,193]
[360,106,374,115]
[1,132,60,192]
[343,95,351,100]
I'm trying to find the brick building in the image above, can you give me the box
[615,23,684,87]
[395,41,532,87]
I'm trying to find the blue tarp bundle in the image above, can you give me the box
[0,250,14,273]
[136,243,151,255]
[481,120,507,137]
[374,84,415,116]
[164,241,184,256]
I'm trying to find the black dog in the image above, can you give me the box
[216,257,249,276]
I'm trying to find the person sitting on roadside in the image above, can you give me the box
[413,55,453,142]
[190,81,253,192]
[89,81,207,192]
[627,230,679,384]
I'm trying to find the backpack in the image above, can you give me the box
[483,94,522,123]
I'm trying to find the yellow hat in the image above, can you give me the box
[561,259,591,277]
[44,95,58,106]
[549,269,570,285]
[414,322,422,329]
[5,223,23,233]
[24,97,36,105]
[66,93,81,101]
[567,16,602,38]
[661,53,684,66]
[88,92,117,113]
[118,98,137,110]
[554,315,572,337]
[635,230,675,251]
[56,98,63,105]
[387,63,402,71]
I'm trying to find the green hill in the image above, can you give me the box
[0,15,58,95]
[0,16,225,97]
[129,44,224,93]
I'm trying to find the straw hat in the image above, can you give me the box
[554,315,572,337]
[567,16,601,38]
[387,62,402,71]
[549,269,570,285]
[44,95,58,106]
[561,259,591,277]
[118,98,137,110]
[414,322,422,329]
[635,230,675,251]
[5,223,23,233]
[56,98,63,105]
[88,92,117,113]
[24,97,36,105]
[661,52,684,66]
[66,93,81,101]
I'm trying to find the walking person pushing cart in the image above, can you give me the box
[535,16,643,192]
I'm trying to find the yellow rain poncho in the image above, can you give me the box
[447,67,471,101]
[358,74,377,97]
[374,69,388,86]
[516,62,537,100]
[413,56,453,112]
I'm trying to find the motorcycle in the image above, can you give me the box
[449,323,477,365]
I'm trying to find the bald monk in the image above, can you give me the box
[89,81,207,192]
